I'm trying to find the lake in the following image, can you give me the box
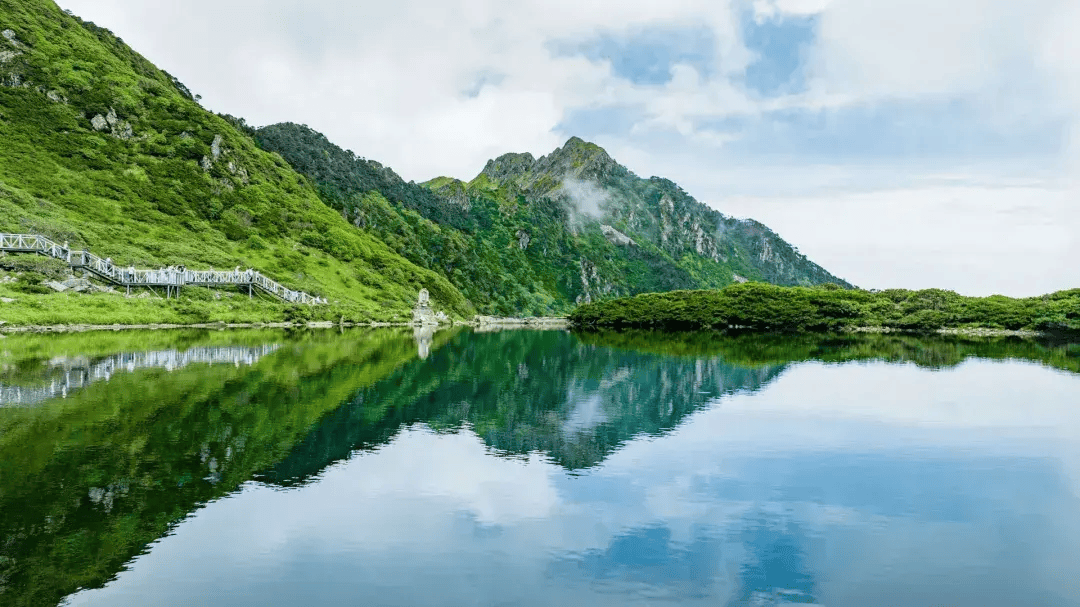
[1,328,1078,606]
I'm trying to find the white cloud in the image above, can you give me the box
[53,0,1080,295]
[56,0,751,180]
[56,0,1078,179]
[714,184,1079,296]
[1041,0,1080,176]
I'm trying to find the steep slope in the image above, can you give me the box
[0,1,470,321]
[454,136,851,291]
[257,124,850,315]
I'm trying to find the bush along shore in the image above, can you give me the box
[568,283,1080,335]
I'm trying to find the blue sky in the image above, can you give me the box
[552,12,1065,166]
[55,0,1080,294]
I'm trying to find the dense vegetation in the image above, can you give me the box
[569,282,1080,333]
[0,0,855,324]
[255,124,851,315]
[0,0,471,325]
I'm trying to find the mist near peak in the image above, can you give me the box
[559,177,609,220]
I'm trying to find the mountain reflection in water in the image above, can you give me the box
[0,328,1076,606]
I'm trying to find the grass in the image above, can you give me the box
[0,0,473,325]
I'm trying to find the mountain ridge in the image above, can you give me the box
[256,122,851,314]
[2,0,849,323]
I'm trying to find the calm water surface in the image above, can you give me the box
[1,328,1078,606]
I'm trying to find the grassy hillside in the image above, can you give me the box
[256,124,851,316]
[569,282,1080,333]
[0,1,471,324]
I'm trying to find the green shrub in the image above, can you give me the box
[12,271,55,294]
[570,283,1080,334]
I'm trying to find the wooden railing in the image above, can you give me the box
[0,233,324,304]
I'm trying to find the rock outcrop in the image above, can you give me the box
[412,289,448,326]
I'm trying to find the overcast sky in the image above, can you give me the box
[57,0,1079,296]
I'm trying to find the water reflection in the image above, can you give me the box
[0,328,1076,606]
[0,344,280,407]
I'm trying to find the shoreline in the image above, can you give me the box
[0,322,1048,337]
[845,326,1047,338]
[0,316,573,335]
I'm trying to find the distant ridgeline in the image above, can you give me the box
[255,123,850,316]
[568,282,1080,334]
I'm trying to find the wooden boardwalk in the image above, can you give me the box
[0,233,324,304]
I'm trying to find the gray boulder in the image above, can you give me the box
[61,277,94,293]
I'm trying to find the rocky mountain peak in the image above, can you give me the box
[480,152,536,182]
[474,137,622,199]
[534,137,616,183]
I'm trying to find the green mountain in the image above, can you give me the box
[1,0,848,324]
[256,124,851,315]
[0,0,471,322]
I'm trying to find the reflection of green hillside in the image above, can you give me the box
[575,330,1080,374]
[264,330,785,482]
[0,329,288,397]
[5,328,1077,606]
[0,328,426,607]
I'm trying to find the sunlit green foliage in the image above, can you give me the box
[254,124,850,316]
[0,0,472,325]
[569,283,1080,333]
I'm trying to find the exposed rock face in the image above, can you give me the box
[44,277,108,293]
[89,108,133,139]
[115,121,133,139]
[211,134,223,160]
[600,224,635,247]
[471,140,851,291]
[412,288,444,326]
[577,258,613,304]
[62,277,92,292]
[516,229,530,250]
[479,138,619,197]
[480,152,536,183]
[0,31,26,88]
